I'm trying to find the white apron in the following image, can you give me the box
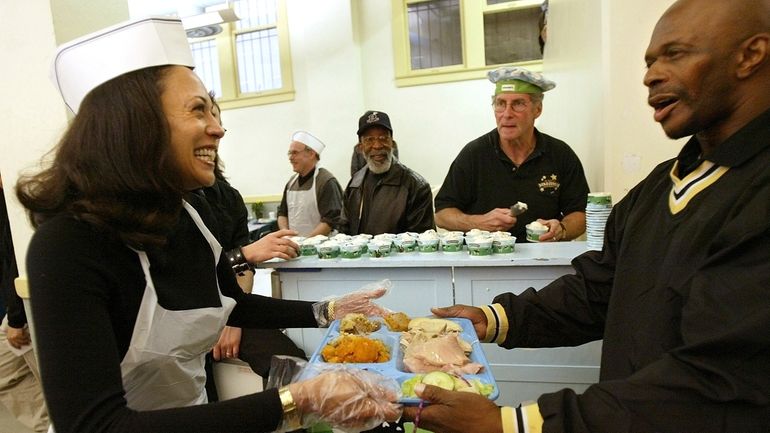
[121,201,237,410]
[287,167,321,237]
[48,202,236,432]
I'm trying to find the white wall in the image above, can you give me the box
[219,0,366,195]
[601,0,685,198]
[3,0,683,276]
[531,0,683,200]
[0,1,68,277]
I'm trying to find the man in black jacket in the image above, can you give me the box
[340,110,435,235]
[403,0,770,432]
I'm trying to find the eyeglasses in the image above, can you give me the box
[361,136,392,146]
[287,147,311,157]
[493,98,530,113]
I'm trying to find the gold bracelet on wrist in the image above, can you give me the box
[327,300,336,321]
[278,386,301,429]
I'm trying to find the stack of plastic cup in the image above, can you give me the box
[586,192,612,251]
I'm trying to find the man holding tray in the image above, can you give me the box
[404,0,770,431]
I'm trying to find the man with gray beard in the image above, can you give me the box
[339,110,435,235]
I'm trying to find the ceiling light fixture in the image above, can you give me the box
[181,8,239,38]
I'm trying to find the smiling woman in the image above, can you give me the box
[14,16,401,433]
[161,66,225,191]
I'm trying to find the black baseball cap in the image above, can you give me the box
[357,110,393,136]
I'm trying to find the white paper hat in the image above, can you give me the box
[51,17,195,114]
[292,131,325,155]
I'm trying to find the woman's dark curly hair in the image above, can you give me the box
[16,65,187,249]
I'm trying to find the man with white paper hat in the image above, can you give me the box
[277,131,344,237]
[434,66,589,243]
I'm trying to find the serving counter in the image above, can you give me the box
[260,241,601,406]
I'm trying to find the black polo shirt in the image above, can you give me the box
[434,128,589,240]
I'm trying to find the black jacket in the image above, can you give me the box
[340,159,434,235]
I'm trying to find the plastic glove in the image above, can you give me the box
[265,355,307,391]
[286,365,402,432]
[312,279,393,327]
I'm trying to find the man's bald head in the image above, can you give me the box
[663,0,769,44]
[644,0,770,147]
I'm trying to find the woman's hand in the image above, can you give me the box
[212,326,242,360]
[241,229,299,263]
[402,384,502,433]
[288,369,401,430]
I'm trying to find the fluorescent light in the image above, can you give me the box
[181,8,238,36]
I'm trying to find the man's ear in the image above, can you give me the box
[736,33,769,79]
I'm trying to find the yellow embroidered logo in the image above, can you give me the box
[538,174,560,193]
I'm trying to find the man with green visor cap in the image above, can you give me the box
[435,66,589,242]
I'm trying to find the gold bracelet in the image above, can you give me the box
[327,300,336,321]
[278,386,301,429]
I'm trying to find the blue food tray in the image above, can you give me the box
[308,317,499,404]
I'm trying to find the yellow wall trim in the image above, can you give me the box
[242,194,283,204]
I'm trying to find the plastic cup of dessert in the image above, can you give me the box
[331,233,352,243]
[300,241,318,256]
[352,239,369,254]
[465,228,491,238]
[340,243,362,259]
[493,237,516,254]
[491,231,512,237]
[525,223,549,242]
[367,241,392,258]
[467,238,494,256]
[392,237,416,253]
[417,238,439,253]
[317,242,340,259]
[441,237,464,252]
[373,233,396,243]
[587,192,612,207]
